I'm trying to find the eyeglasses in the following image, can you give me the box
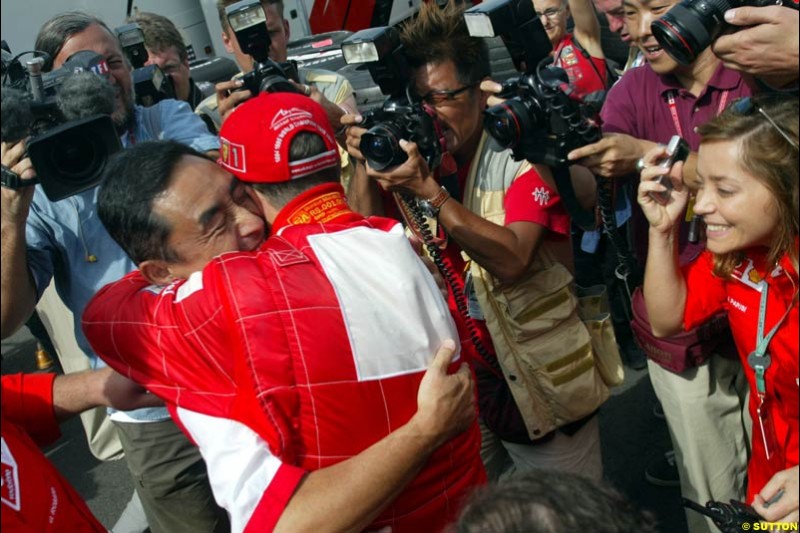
[416,83,478,106]
[535,6,565,19]
[731,97,799,150]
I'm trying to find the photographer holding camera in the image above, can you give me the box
[196,0,357,135]
[346,0,608,482]
[712,5,799,89]
[0,11,226,533]
[132,11,206,111]
[638,94,798,524]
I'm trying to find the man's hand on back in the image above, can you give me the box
[410,339,476,449]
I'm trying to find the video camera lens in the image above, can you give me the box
[27,115,121,201]
[48,135,105,181]
[361,124,406,171]
[651,0,733,65]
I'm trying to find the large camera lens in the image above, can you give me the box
[361,123,406,171]
[484,98,538,150]
[652,0,732,65]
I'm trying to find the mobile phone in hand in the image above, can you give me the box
[649,135,689,205]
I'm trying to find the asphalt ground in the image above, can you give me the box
[2,325,688,532]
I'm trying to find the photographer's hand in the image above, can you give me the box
[636,145,689,234]
[752,466,799,523]
[367,140,440,200]
[567,133,656,177]
[1,140,39,339]
[291,82,349,140]
[342,113,367,161]
[215,79,252,125]
[1,140,37,223]
[479,79,506,107]
[712,6,799,88]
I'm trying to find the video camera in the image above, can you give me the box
[652,0,799,65]
[1,46,121,201]
[465,0,604,167]
[225,0,300,94]
[341,26,443,171]
[115,23,176,107]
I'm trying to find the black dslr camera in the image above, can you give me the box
[115,23,176,107]
[465,0,604,167]
[652,0,798,65]
[225,0,299,94]
[1,47,121,201]
[341,26,442,171]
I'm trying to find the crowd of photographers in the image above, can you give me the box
[1,0,797,531]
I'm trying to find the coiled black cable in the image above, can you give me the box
[399,193,503,376]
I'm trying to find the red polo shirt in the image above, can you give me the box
[682,249,799,502]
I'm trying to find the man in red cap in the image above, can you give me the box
[82,92,485,533]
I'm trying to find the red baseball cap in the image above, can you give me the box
[217,92,340,184]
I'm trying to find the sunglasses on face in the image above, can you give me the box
[731,97,799,150]
[413,83,479,106]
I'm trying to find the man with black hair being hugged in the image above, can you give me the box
[0,11,226,533]
[83,92,485,533]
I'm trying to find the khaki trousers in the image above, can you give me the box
[35,281,124,460]
[480,415,604,482]
[648,353,750,533]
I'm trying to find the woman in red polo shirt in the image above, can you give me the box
[637,94,798,523]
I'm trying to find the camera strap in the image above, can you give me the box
[0,164,38,189]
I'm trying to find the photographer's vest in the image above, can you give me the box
[463,134,609,440]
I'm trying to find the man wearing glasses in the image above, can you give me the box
[345,1,606,482]
[534,0,610,97]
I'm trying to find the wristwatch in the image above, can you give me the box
[418,186,451,219]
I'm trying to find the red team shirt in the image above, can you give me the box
[682,248,799,501]
[554,33,608,100]
[1,374,106,532]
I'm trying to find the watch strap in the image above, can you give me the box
[426,186,451,209]
[1,165,38,190]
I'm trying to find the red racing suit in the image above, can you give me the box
[1,373,106,532]
[83,183,485,533]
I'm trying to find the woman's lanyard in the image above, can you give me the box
[747,281,795,459]
[666,89,729,137]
